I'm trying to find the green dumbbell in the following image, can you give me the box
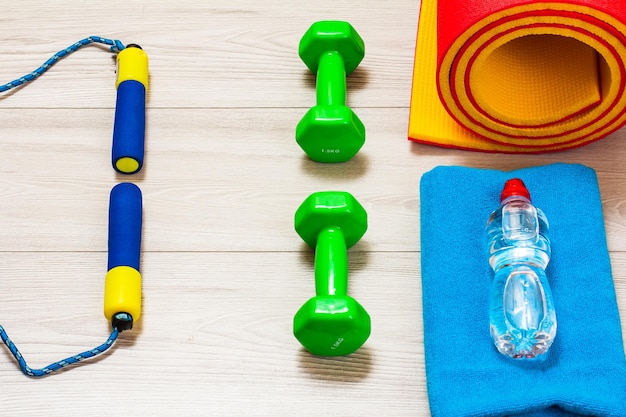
[296,21,366,163]
[293,191,371,356]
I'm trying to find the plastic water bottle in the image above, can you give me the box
[486,178,557,359]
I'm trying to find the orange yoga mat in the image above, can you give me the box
[408,0,626,152]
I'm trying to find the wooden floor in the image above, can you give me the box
[1,1,625,415]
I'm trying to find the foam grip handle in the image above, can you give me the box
[112,80,146,174]
[107,183,142,270]
[104,183,142,323]
[113,46,148,175]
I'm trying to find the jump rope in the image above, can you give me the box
[0,36,148,377]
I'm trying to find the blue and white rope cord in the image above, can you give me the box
[0,36,125,93]
[0,325,119,377]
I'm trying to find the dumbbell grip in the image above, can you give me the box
[314,227,348,296]
[316,51,346,107]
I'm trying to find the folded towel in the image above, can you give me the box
[420,163,626,416]
[408,0,626,152]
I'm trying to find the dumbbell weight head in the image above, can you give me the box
[293,191,370,356]
[294,191,367,248]
[299,20,365,75]
[293,296,371,356]
[297,21,366,163]
[296,106,365,163]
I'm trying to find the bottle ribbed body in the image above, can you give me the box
[487,192,557,359]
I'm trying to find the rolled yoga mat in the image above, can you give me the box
[408,0,626,152]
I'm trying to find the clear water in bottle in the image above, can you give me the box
[486,179,557,359]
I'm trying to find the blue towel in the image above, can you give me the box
[420,163,626,417]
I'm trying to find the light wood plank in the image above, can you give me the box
[0,250,624,416]
[0,251,425,417]
[3,109,626,252]
[0,0,419,109]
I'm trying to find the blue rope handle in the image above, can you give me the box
[0,325,119,377]
[0,36,125,93]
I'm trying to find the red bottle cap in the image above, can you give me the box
[500,178,531,202]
